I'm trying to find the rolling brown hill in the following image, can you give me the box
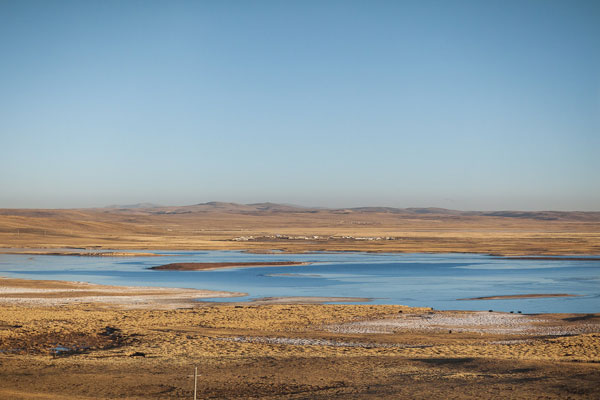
[0,203,599,255]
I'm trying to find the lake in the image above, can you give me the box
[0,251,598,313]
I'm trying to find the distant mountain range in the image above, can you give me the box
[105,202,163,209]
[99,202,600,221]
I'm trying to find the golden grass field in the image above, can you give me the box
[0,277,599,399]
[1,204,599,398]
[1,203,599,255]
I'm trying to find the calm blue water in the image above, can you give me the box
[0,251,598,313]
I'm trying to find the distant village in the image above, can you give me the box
[231,234,398,242]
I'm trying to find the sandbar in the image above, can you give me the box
[150,261,310,271]
[0,277,244,309]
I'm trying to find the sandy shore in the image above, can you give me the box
[0,277,244,309]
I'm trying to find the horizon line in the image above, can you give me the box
[1,201,598,214]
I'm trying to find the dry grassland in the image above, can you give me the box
[1,204,599,255]
[0,292,599,399]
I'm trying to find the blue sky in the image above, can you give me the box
[1,0,598,210]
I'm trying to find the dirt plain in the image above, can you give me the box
[0,281,598,399]
[1,203,599,399]
[0,203,599,255]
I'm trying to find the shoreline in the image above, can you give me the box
[2,246,600,258]
[2,247,600,259]
[1,276,598,337]
[0,275,593,313]
[1,275,598,326]
[0,276,371,308]
[0,251,597,311]
[0,276,245,309]
[0,249,164,257]
[246,296,373,304]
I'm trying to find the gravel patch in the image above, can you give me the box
[489,339,533,345]
[215,336,431,349]
[325,312,600,336]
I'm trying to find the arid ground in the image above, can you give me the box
[1,204,599,398]
[1,203,599,255]
[0,277,599,399]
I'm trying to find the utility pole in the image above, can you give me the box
[194,366,198,400]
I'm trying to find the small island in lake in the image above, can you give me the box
[150,261,310,271]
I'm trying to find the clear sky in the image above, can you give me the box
[1,0,598,210]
